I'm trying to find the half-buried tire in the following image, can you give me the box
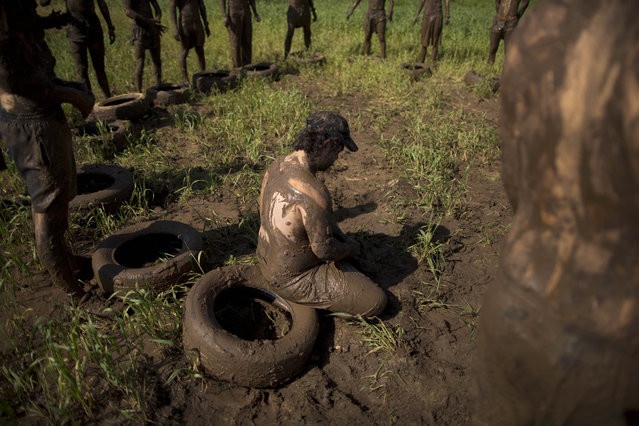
[70,163,134,212]
[182,265,319,388]
[92,220,204,294]
[240,62,279,80]
[401,62,432,81]
[146,83,190,107]
[93,93,149,121]
[192,70,238,94]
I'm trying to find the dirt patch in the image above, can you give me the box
[4,74,509,424]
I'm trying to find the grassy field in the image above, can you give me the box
[0,0,513,422]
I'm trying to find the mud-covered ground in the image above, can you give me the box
[7,70,509,424]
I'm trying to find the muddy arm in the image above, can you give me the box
[96,0,115,43]
[308,0,317,21]
[198,0,210,35]
[445,0,450,23]
[413,0,425,24]
[347,0,361,19]
[123,0,154,25]
[302,204,360,262]
[387,0,395,21]
[151,0,162,21]
[169,0,179,39]
[249,0,260,22]
[517,0,530,19]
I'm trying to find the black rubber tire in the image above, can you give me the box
[92,219,204,294]
[289,51,326,66]
[69,163,134,212]
[146,83,190,107]
[401,62,432,81]
[240,62,280,80]
[182,265,319,388]
[93,93,150,121]
[192,70,238,94]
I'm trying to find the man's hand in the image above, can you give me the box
[223,15,229,27]
[108,26,116,44]
[254,14,261,23]
[387,12,393,22]
[205,23,211,37]
[312,9,317,22]
[413,15,419,25]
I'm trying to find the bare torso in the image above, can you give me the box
[367,0,386,12]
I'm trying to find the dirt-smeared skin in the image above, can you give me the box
[346,0,394,59]
[123,0,165,92]
[476,1,639,424]
[169,0,209,84]
[257,112,386,317]
[413,0,450,64]
[220,0,260,68]
[487,0,529,65]
[65,0,116,97]
[284,0,316,60]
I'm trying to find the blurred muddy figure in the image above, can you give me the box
[475,1,639,424]
[170,0,210,85]
[284,0,317,60]
[0,0,94,298]
[413,0,450,64]
[346,0,394,59]
[487,0,529,65]
[257,112,387,317]
[64,0,116,98]
[220,0,260,68]
[124,0,166,92]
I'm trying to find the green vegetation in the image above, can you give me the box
[0,0,504,422]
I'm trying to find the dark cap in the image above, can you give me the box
[305,111,358,152]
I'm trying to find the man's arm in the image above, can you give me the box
[517,0,530,19]
[495,0,501,14]
[151,0,162,21]
[220,0,228,27]
[123,0,152,24]
[346,0,361,19]
[308,0,317,22]
[249,0,260,22]
[96,0,116,43]
[387,0,394,21]
[169,0,179,40]
[198,0,210,36]
[413,0,425,24]
[445,0,450,24]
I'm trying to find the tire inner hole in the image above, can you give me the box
[77,172,115,194]
[114,233,182,268]
[214,287,292,341]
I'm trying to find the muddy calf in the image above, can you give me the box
[475,0,639,424]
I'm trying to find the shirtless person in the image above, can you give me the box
[64,0,116,98]
[170,0,210,84]
[347,0,394,59]
[487,0,529,65]
[413,0,450,64]
[220,0,260,68]
[284,0,317,60]
[0,0,94,298]
[123,0,166,92]
[476,0,639,423]
[257,112,387,317]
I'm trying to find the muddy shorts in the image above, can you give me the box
[287,4,311,29]
[491,17,518,37]
[179,16,205,49]
[421,13,443,47]
[270,261,387,317]
[132,23,161,49]
[365,9,386,35]
[67,14,103,44]
[0,106,76,213]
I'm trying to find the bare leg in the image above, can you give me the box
[377,21,386,59]
[134,43,145,92]
[33,209,83,297]
[180,46,189,84]
[418,46,427,63]
[363,28,373,56]
[284,25,295,59]
[89,41,111,97]
[150,46,162,86]
[488,29,501,65]
[195,46,206,71]
[71,42,92,94]
[303,24,311,50]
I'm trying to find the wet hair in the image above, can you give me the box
[293,111,357,157]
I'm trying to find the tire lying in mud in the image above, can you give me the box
[401,62,432,81]
[146,83,190,107]
[73,119,135,151]
[464,70,500,93]
[93,93,150,121]
[183,265,319,388]
[69,163,134,212]
[240,62,280,80]
[289,50,326,66]
[192,70,238,94]
[92,220,204,294]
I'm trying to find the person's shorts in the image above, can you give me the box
[132,24,161,49]
[67,14,103,45]
[365,9,386,35]
[267,260,386,316]
[287,4,311,29]
[179,17,205,49]
[0,106,76,213]
[421,13,443,47]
